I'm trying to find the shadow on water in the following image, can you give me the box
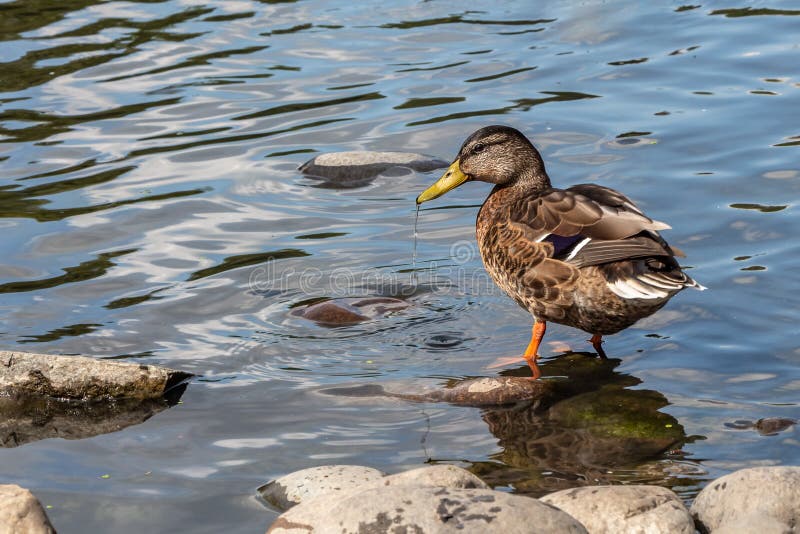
[323,352,706,496]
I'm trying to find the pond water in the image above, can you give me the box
[1,0,799,531]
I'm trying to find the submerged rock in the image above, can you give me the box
[291,297,409,326]
[725,417,797,435]
[321,376,561,407]
[299,151,448,187]
[396,376,560,407]
[691,466,800,533]
[0,351,192,401]
[0,484,55,534]
[541,485,694,534]
[268,485,587,534]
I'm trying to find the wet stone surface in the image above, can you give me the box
[299,151,448,187]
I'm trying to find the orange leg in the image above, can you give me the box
[523,321,547,379]
[590,334,607,359]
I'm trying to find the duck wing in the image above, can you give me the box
[506,184,701,301]
[512,184,677,267]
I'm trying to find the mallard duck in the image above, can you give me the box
[416,125,703,378]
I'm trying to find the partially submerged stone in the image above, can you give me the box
[258,465,385,511]
[691,466,800,533]
[299,151,448,186]
[541,485,694,534]
[320,376,561,407]
[0,351,192,401]
[725,417,797,435]
[268,485,587,533]
[0,484,55,534]
[291,297,409,326]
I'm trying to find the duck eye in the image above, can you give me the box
[473,143,486,154]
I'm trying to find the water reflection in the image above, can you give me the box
[0,384,187,448]
[324,352,702,496]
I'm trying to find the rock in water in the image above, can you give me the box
[299,151,448,185]
[397,376,560,406]
[0,484,56,534]
[0,351,192,400]
[691,466,800,533]
[268,485,587,533]
[541,485,694,534]
[292,297,408,326]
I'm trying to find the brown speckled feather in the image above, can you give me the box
[477,181,699,333]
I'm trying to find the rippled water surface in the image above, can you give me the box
[1,1,799,531]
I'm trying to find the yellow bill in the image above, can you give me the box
[416,160,468,204]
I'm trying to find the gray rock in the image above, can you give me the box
[321,376,561,407]
[0,484,55,534]
[299,151,448,183]
[260,465,487,512]
[397,376,559,406]
[0,351,192,401]
[541,485,693,534]
[714,513,789,534]
[268,485,587,533]
[258,465,385,511]
[379,465,489,491]
[691,466,800,533]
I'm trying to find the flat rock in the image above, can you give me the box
[0,351,192,401]
[292,297,409,326]
[258,465,385,511]
[0,484,55,534]
[260,465,487,512]
[268,485,587,533]
[398,376,560,406]
[691,466,800,533]
[541,485,694,534]
[299,151,448,183]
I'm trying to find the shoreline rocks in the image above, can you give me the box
[541,485,694,534]
[0,484,55,534]
[262,464,800,533]
[691,466,800,533]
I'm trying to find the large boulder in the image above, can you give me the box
[541,485,694,534]
[268,485,587,533]
[0,484,55,534]
[691,466,800,533]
